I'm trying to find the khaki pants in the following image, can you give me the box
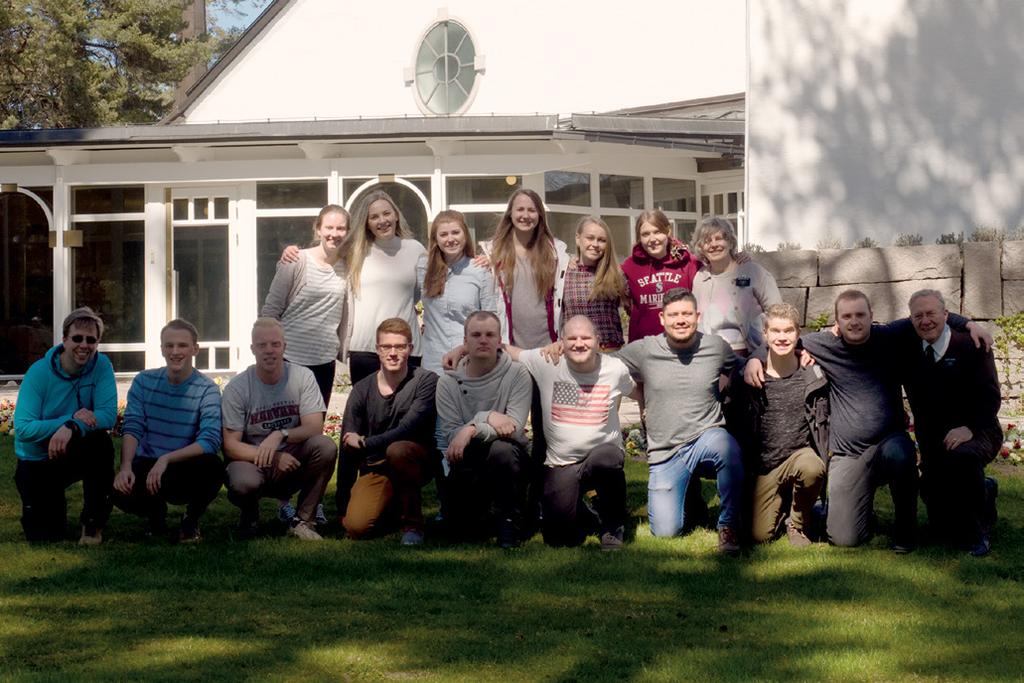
[751,447,825,543]
[341,441,433,539]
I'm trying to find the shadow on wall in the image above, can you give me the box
[748,0,1024,249]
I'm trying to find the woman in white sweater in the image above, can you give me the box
[340,190,426,384]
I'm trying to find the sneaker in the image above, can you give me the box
[497,518,520,549]
[891,539,916,555]
[277,501,297,524]
[288,520,323,541]
[786,521,812,548]
[315,503,328,526]
[600,526,625,552]
[717,526,740,555]
[79,526,103,546]
[178,515,201,544]
[401,529,425,546]
[968,534,992,557]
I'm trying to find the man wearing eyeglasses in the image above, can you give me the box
[336,318,439,545]
[221,318,337,541]
[13,307,117,544]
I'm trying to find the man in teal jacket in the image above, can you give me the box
[13,307,117,544]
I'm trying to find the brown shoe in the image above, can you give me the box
[786,521,812,548]
[718,526,740,555]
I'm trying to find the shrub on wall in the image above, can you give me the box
[893,233,923,247]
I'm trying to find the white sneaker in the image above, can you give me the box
[288,520,323,541]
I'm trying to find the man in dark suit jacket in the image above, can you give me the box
[903,289,1001,556]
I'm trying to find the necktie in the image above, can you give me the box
[925,345,936,364]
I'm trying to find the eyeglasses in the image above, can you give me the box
[70,335,98,344]
[377,343,410,352]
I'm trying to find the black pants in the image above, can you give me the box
[112,453,223,522]
[294,359,335,412]
[348,352,422,386]
[920,425,1001,544]
[14,430,114,541]
[542,443,626,547]
[446,439,529,538]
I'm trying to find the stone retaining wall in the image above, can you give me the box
[752,241,1024,399]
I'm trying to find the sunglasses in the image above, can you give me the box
[70,335,98,344]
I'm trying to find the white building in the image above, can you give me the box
[3,0,1020,379]
[0,0,747,377]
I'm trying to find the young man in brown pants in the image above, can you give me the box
[337,318,438,545]
[731,303,828,546]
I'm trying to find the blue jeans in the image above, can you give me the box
[648,427,743,537]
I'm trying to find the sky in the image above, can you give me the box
[209,0,274,32]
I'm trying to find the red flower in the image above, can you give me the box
[1008,423,1017,431]
[1001,446,1011,458]
[1015,439,1022,450]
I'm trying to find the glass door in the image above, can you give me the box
[170,189,235,372]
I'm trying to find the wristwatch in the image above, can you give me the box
[280,428,290,441]
[63,420,80,436]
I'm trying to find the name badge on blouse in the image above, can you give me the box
[734,277,751,287]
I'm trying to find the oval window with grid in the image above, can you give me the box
[414,20,478,115]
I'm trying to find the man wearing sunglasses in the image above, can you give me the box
[13,307,117,544]
[336,318,438,545]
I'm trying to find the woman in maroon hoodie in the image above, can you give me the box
[621,209,701,341]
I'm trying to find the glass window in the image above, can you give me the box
[414,19,479,115]
[678,220,697,245]
[654,178,697,213]
[256,181,327,210]
[600,215,633,261]
[174,226,229,341]
[214,197,230,220]
[547,212,585,248]
[701,195,710,215]
[73,221,145,345]
[462,212,502,243]
[194,198,209,220]
[73,187,144,214]
[256,216,318,308]
[545,171,590,207]
[409,178,433,205]
[727,192,738,214]
[172,198,189,221]
[599,175,643,209]
[102,351,145,373]
[714,195,724,215]
[447,176,522,205]
[0,192,53,375]
[343,178,373,202]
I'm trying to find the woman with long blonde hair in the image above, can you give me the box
[561,215,628,350]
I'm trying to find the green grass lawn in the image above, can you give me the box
[0,438,1021,682]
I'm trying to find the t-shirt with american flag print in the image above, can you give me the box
[519,349,635,467]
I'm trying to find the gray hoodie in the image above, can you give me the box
[435,350,533,451]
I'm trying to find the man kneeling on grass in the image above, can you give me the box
[505,315,638,550]
[336,318,438,546]
[436,311,533,548]
[729,303,827,547]
[113,319,223,543]
[221,318,337,541]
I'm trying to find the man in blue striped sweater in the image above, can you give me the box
[113,319,223,542]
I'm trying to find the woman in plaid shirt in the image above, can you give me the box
[560,216,628,350]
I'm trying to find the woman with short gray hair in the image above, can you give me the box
[691,215,782,355]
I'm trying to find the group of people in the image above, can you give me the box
[9,189,1002,557]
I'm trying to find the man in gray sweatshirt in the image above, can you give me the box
[435,311,533,548]
[616,288,743,554]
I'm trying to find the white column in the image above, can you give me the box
[51,170,70,346]
[143,185,168,368]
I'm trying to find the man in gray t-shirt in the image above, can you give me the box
[221,318,337,540]
[615,289,743,554]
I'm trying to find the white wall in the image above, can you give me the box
[746,0,1024,249]
[184,0,746,122]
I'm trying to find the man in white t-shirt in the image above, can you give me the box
[509,315,639,550]
[221,318,338,541]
